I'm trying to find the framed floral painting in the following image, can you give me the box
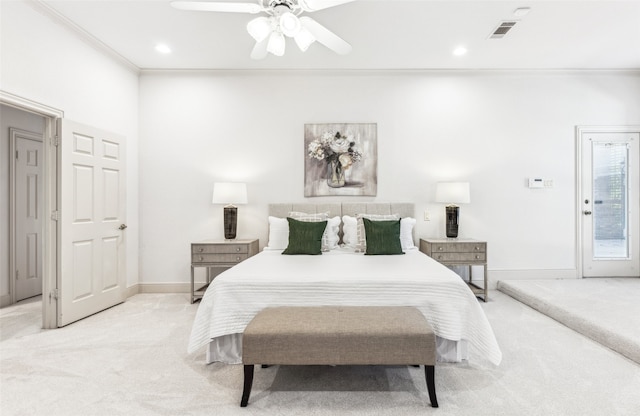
[304,123,377,197]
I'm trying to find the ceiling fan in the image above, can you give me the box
[170,0,356,59]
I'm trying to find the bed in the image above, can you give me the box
[188,203,502,366]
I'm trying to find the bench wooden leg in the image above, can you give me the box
[240,365,254,407]
[424,365,438,408]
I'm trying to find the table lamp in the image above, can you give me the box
[212,182,247,240]
[435,182,470,238]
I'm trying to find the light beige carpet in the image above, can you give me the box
[498,278,640,364]
[1,291,639,415]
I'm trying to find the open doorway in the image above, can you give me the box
[2,92,128,329]
[1,94,61,329]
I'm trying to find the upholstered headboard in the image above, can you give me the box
[268,203,414,219]
[268,203,415,245]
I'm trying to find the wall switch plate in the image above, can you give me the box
[424,210,430,221]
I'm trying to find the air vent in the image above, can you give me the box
[489,21,517,39]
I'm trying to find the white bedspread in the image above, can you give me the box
[188,249,502,366]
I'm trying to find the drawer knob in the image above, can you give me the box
[198,248,204,252]
[475,255,480,259]
[199,256,204,261]
[438,247,443,251]
[437,255,443,260]
[236,256,241,261]
[236,247,241,252]
[474,246,480,251]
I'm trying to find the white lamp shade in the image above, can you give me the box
[212,182,248,205]
[435,182,470,204]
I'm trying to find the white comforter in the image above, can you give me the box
[188,249,502,365]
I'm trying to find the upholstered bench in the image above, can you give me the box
[241,306,438,408]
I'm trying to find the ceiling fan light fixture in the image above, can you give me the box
[279,11,301,37]
[247,16,273,42]
[294,27,315,51]
[267,31,286,56]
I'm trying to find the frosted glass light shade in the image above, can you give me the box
[435,182,470,204]
[247,17,272,42]
[267,31,286,56]
[212,182,248,205]
[279,12,301,37]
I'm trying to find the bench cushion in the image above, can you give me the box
[242,306,435,366]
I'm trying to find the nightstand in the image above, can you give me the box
[419,238,488,301]
[190,239,259,303]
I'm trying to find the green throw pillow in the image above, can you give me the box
[363,218,404,255]
[282,217,327,255]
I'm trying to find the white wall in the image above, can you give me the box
[139,70,640,288]
[0,105,45,304]
[1,0,140,288]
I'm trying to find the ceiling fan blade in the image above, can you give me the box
[299,17,352,55]
[250,38,269,60]
[170,1,263,14]
[299,0,356,12]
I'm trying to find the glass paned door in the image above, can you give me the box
[592,142,629,258]
[581,131,639,278]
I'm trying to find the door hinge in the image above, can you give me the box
[51,210,60,221]
[50,289,59,301]
[15,150,19,160]
[50,135,59,146]
[15,270,19,280]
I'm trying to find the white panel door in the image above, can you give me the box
[13,130,44,301]
[581,131,639,277]
[58,119,126,326]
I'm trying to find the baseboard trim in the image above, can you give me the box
[127,283,191,295]
[0,294,12,308]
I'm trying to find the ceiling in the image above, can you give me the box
[36,0,640,71]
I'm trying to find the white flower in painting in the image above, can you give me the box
[330,136,350,153]
[338,152,354,170]
[307,140,325,160]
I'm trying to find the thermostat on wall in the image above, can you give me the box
[528,178,554,188]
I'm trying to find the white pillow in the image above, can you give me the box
[341,215,358,249]
[355,213,400,253]
[287,212,340,251]
[400,217,417,250]
[266,216,289,250]
[323,216,341,250]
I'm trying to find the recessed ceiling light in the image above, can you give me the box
[155,43,171,54]
[513,7,531,17]
[453,46,467,56]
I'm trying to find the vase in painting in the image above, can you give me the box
[327,159,345,188]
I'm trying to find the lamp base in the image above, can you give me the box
[445,205,459,238]
[223,206,238,240]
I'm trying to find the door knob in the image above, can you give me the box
[119,224,128,230]
[583,211,592,215]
